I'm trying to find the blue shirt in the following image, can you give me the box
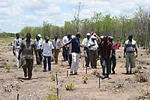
[69,37,81,53]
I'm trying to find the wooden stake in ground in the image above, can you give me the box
[57,88,59,97]
[17,94,19,100]
[67,70,68,77]
[56,73,58,85]
[99,76,100,88]
[83,57,84,68]
[86,65,87,74]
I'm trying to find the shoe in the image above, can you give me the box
[28,76,32,80]
[24,73,27,78]
[74,72,78,75]
[70,71,73,75]
[130,71,132,74]
[112,70,115,74]
[102,75,106,79]
[48,69,51,71]
[43,70,47,72]
[126,71,129,74]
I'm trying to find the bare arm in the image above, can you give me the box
[124,48,126,58]
[60,42,70,49]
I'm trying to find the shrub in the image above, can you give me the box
[66,83,75,91]
[51,74,56,81]
[82,76,88,84]
[45,86,60,100]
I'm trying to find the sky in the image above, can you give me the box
[0,0,149,33]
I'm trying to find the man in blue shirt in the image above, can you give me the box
[61,33,81,75]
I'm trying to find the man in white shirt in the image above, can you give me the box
[52,35,61,64]
[88,35,98,68]
[35,35,43,65]
[62,35,69,61]
[42,36,54,72]
[82,33,91,67]
[124,35,138,74]
[12,33,22,68]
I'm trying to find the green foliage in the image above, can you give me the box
[66,83,75,91]
[45,86,60,100]
[82,76,88,84]
[6,66,10,72]
[51,74,56,81]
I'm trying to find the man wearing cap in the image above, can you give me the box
[35,34,43,65]
[12,33,22,68]
[108,36,116,74]
[42,36,54,72]
[100,36,113,79]
[124,35,138,74]
[82,33,91,67]
[88,35,98,68]
[52,35,61,64]
[61,33,81,75]
[18,33,39,79]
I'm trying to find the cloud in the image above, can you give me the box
[0,0,150,33]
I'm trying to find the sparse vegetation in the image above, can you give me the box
[82,76,88,84]
[51,74,56,81]
[6,66,10,72]
[135,73,148,83]
[66,83,75,91]
[45,86,60,100]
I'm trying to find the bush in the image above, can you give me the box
[66,83,75,91]
[82,76,88,84]
[51,74,56,81]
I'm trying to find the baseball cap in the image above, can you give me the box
[87,33,91,36]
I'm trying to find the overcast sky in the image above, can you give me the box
[0,0,149,33]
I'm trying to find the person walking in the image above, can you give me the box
[100,36,113,79]
[52,35,61,64]
[82,33,91,67]
[108,36,116,74]
[35,35,43,65]
[12,33,22,68]
[88,35,98,68]
[61,33,81,75]
[18,33,39,79]
[124,35,138,74]
[62,35,69,61]
[42,36,54,72]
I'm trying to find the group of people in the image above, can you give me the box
[12,32,138,79]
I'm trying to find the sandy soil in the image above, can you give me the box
[0,41,150,100]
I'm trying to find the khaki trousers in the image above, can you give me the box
[126,52,135,71]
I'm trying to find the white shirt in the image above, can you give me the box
[35,40,43,49]
[124,39,138,52]
[42,41,54,56]
[52,39,61,49]
[82,38,90,48]
[62,36,69,45]
[12,38,22,49]
[88,39,98,51]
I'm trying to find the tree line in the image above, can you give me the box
[1,7,149,48]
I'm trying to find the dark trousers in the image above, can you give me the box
[36,49,42,65]
[22,59,33,78]
[102,58,110,77]
[84,48,89,67]
[110,54,116,73]
[68,54,72,67]
[43,56,51,71]
[89,50,97,68]
[63,47,68,61]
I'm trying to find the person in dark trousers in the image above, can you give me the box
[82,33,91,67]
[108,36,116,74]
[35,35,43,65]
[18,33,39,80]
[124,35,138,74]
[62,35,69,61]
[42,36,54,72]
[100,36,113,79]
[67,34,72,67]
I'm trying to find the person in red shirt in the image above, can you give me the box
[100,36,113,79]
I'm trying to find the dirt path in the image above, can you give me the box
[0,45,150,100]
